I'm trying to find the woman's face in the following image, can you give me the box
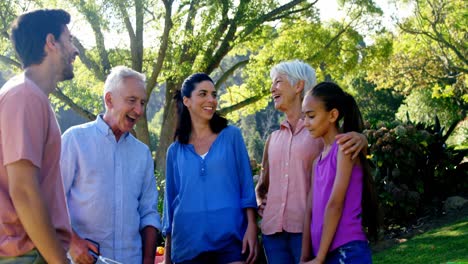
[270,72,299,112]
[183,80,218,123]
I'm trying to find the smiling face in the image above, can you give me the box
[183,80,217,124]
[103,77,147,139]
[302,94,338,139]
[270,72,301,112]
[55,26,78,81]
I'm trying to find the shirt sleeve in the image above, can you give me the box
[162,144,176,236]
[232,127,257,209]
[138,148,161,231]
[60,130,78,196]
[1,90,47,168]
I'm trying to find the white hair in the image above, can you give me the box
[270,60,316,96]
[103,66,146,99]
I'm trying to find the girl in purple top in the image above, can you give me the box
[300,82,379,264]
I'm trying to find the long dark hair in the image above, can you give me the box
[174,73,228,144]
[309,81,380,240]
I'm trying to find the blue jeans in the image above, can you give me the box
[0,249,46,264]
[324,241,372,264]
[177,239,246,264]
[262,232,302,264]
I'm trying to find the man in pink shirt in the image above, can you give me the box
[256,60,366,264]
[0,9,78,264]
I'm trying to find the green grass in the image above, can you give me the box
[373,217,468,264]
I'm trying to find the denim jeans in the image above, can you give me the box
[0,249,46,264]
[262,232,302,264]
[177,239,245,264]
[325,240,372,264]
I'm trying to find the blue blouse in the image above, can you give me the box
[162,125,257,262]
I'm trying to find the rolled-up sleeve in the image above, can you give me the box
[138,148,161,230]
[232,128,257,209]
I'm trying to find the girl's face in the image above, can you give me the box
[302,94,336,138]
[183,80,217,123]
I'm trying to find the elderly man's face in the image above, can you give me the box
[105,77,146,136]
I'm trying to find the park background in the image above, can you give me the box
[0,0,467,262]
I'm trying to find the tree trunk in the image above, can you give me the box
[135,111,151,147]
[155,82,178,173]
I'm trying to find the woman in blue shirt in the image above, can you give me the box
[163,73,258,264]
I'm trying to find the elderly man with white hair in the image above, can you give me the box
[61,66,160,264]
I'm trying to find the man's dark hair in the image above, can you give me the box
[10,9,71,68]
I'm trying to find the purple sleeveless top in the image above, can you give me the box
[311,141,367,256]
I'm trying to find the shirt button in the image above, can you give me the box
[286,162,289,166]
[285,174,288,177]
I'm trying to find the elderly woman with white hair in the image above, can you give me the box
[256,60,366,264]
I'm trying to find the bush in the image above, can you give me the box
[365,116,468,227]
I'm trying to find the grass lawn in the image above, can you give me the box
[373,217,468,264]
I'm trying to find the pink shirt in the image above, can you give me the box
[0,74,71,256]
[261,119,323,235]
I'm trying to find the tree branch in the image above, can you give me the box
[179,0,198,65]
[0,54,21,69]
[399,1,467,66]
[201,1,231,68]
[215,58,249,90]
[147,0,173,95]
[254,0,314,25]
[203,0,250,73]
[52,87,96,121]
[134,0,144,71]
[71,1,111,75]
[118,2,136,41]
[72,37,106,81]
[218,91,269,116]
[264,2,315,22]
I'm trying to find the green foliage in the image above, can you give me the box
[153,168,165,216]
[352,77,404,126]
[50,60,104,114]
[365,116,468,226]
[221,15,379,121]
[396,88,465,130]
[366,0,467,112]
[240,114,264,163]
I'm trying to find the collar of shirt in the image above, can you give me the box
[280,118,306,135]
[95,114,130,141]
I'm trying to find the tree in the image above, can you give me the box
[218,1,383,121]
[0,0,318,173]
[352,77,404,126]
[366,0,467,116]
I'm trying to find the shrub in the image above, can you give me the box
[365,116,467,227]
